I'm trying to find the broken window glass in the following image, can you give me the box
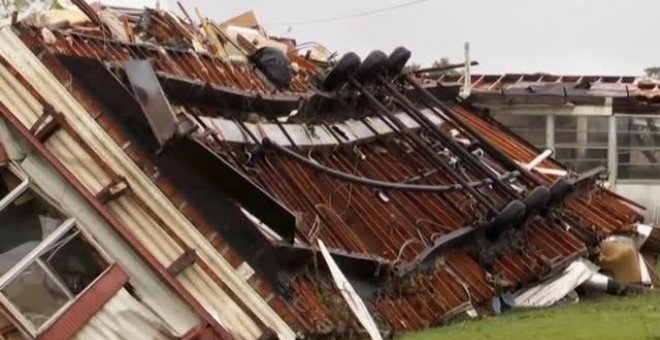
[0,168,65,276]
[0,221,111,333]
[1,262,69,330]
[0,168,112,334]
[39,229,108,295]
[0,168,21,196]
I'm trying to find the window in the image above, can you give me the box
[0,166,111,335]
[617,116,660,180]
[554,115,609,173]
[494,114,547,148]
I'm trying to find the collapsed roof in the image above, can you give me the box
[0,2,655,340]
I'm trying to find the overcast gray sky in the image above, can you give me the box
[105,0,658,76]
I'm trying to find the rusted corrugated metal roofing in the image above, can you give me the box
[436,73,660,102]
[0,4,651,339]
[44,29,317,94]
[185,92,640,333]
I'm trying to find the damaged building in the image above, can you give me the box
[435,72,660,222]
[0,2,657,339]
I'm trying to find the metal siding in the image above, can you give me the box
[39,265,130,340]
[0,68,235,339]
[73,289,178,340]
[12,142,201,335]
[0,27,294,339]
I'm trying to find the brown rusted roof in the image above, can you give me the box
[0,4,649,339]
[436,73,660,102]
[186,95,640,333]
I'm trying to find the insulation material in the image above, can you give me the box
[502,258,598,308]
[99,10,130,42]
[225,25,288,54]
[74,289,176,340]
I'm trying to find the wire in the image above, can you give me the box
[267,0,433,26]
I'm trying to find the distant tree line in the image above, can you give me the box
[645,66,660,79]
[404,57,461,77]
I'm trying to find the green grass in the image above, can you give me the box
[402,293,660,340]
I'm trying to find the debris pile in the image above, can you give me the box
[0,2,656,339]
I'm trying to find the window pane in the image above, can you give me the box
[555,116,609,146]
[555,147,608,173]
[1,262,69,330]
[0,190,65,274]
[494,114,547,147]
[617,117,660,148]
[555,148,608,160]
[617,116,660,179]
[40,230,108,295]
[618,165,660,180]
[0,169,21,197]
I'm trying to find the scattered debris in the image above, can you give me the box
[0,2,655,340]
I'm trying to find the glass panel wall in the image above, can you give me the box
[617,116,660,180]
[554,116,609,173]
[494,114,547,148]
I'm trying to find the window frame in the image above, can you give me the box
[615,114,660,181]
[0,165,115,336]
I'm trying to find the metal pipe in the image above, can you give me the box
[358,117,470,220]
[525,149,554,171]
[263,137,518,193]
[412,61,479,76]
[377,75,521,199]
[348,77,497,213]
[402,73,541,185]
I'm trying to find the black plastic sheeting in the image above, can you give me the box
[250,47,293,89]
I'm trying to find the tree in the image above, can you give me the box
[1,0,31,16]
[404,58,462,77]
[644,66,660,79]
[0,0,63,18]
[402,62,421,73]
[427,57,461,78]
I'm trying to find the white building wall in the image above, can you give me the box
[614,183,660,224]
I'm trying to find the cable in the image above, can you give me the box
[263,137,520,193]
[267,0,433,26]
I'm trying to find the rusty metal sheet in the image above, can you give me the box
[437,72,660,102]
[10,12,651,339]
[168,137,297,243]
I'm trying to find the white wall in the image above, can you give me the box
[614,182,660,224]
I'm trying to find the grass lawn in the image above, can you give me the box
[401,293,660,340]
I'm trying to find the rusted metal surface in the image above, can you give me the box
[0,6,650,339]
[435,72,660,103]
[11,35,300,337]
[188,89,642,333]
[37,28,315,94]
[448,103,642,234]
[38,265,129,340]
[168,248,198,276]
